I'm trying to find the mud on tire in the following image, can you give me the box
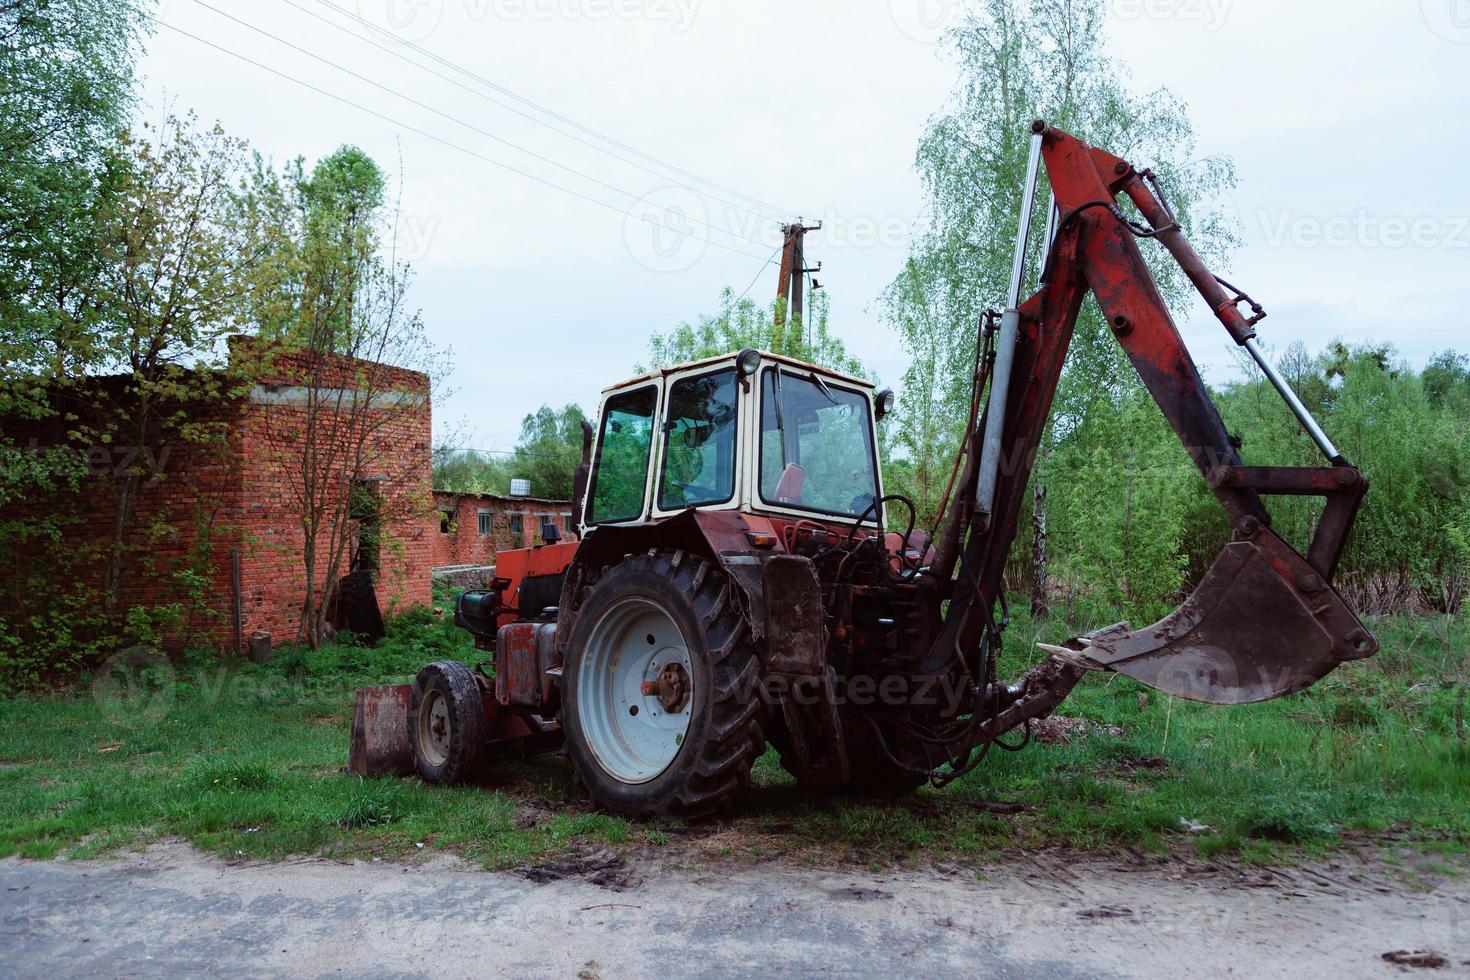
[409,661,487,785]
[562,551,765,819]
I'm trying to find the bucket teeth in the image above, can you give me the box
[1037,621,1133,670]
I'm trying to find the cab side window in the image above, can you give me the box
[659,370,738,510]
[587,386,658,524]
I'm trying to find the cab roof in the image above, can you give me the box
[601,350,875,396]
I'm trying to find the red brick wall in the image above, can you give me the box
[2,399,240,648]
[2,340,440,653]
[228,340,435,645]
[428,492,574,569]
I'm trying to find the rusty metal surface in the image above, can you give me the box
[927,123,1375,713]
[556,510,779,651]
[639,661,691,712]
[761,554,826,675]
[1055,525,1377,704]
[346,684,412,777]
[495,621,560,711]
[1207,464,1369,580]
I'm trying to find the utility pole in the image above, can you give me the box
[775,219,822,345]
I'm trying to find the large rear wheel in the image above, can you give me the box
[563,552,764,818]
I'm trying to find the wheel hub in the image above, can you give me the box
[575,596,696,784]
[641,662,691,713]
[419,691,451,767]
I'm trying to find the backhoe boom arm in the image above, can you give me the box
[929,122,1377,715]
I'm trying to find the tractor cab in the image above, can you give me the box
[581,349,894,532]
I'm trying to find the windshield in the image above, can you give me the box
[759,367,880,519]
[658,369,738,510]
[586,385,657,524]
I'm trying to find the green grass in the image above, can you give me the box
[0,600,1466,869]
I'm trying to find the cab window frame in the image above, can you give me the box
[655,367,740,513]
[585,382,660,526]
[756,365,882,522]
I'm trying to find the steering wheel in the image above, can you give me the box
[668,480,720,504]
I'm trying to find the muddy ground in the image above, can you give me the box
[3,843,1468,977]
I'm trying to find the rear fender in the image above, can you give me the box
[556,510,821,670]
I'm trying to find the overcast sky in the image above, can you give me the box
[140,0,1470,453]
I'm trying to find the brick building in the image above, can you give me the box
[428,490,575,569]
[3,338,440,652]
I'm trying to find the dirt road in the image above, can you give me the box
[2,843,1467,977]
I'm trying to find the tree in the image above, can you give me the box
[643,288,867,379]
[432,447,509,496]
[243,147,446,647]
[0,0,150,389]
[507,404,587,500]
[881,0,1238,615]
[91,114,255,604]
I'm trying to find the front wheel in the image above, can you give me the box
[409,661,486,785]
[562,552,764,819]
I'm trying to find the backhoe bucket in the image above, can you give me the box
[1044,526,1377,704]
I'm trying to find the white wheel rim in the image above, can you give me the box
[576,596,695,784]
[418,689,451,767]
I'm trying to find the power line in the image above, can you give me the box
[184,0,771,252]
[309,0,798,220]
[151,17,774,264]
[275,0,790,233]
[733,242,783,304]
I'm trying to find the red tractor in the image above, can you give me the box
[350,123,1377,817]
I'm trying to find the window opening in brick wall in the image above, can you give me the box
[349,480,381,575]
